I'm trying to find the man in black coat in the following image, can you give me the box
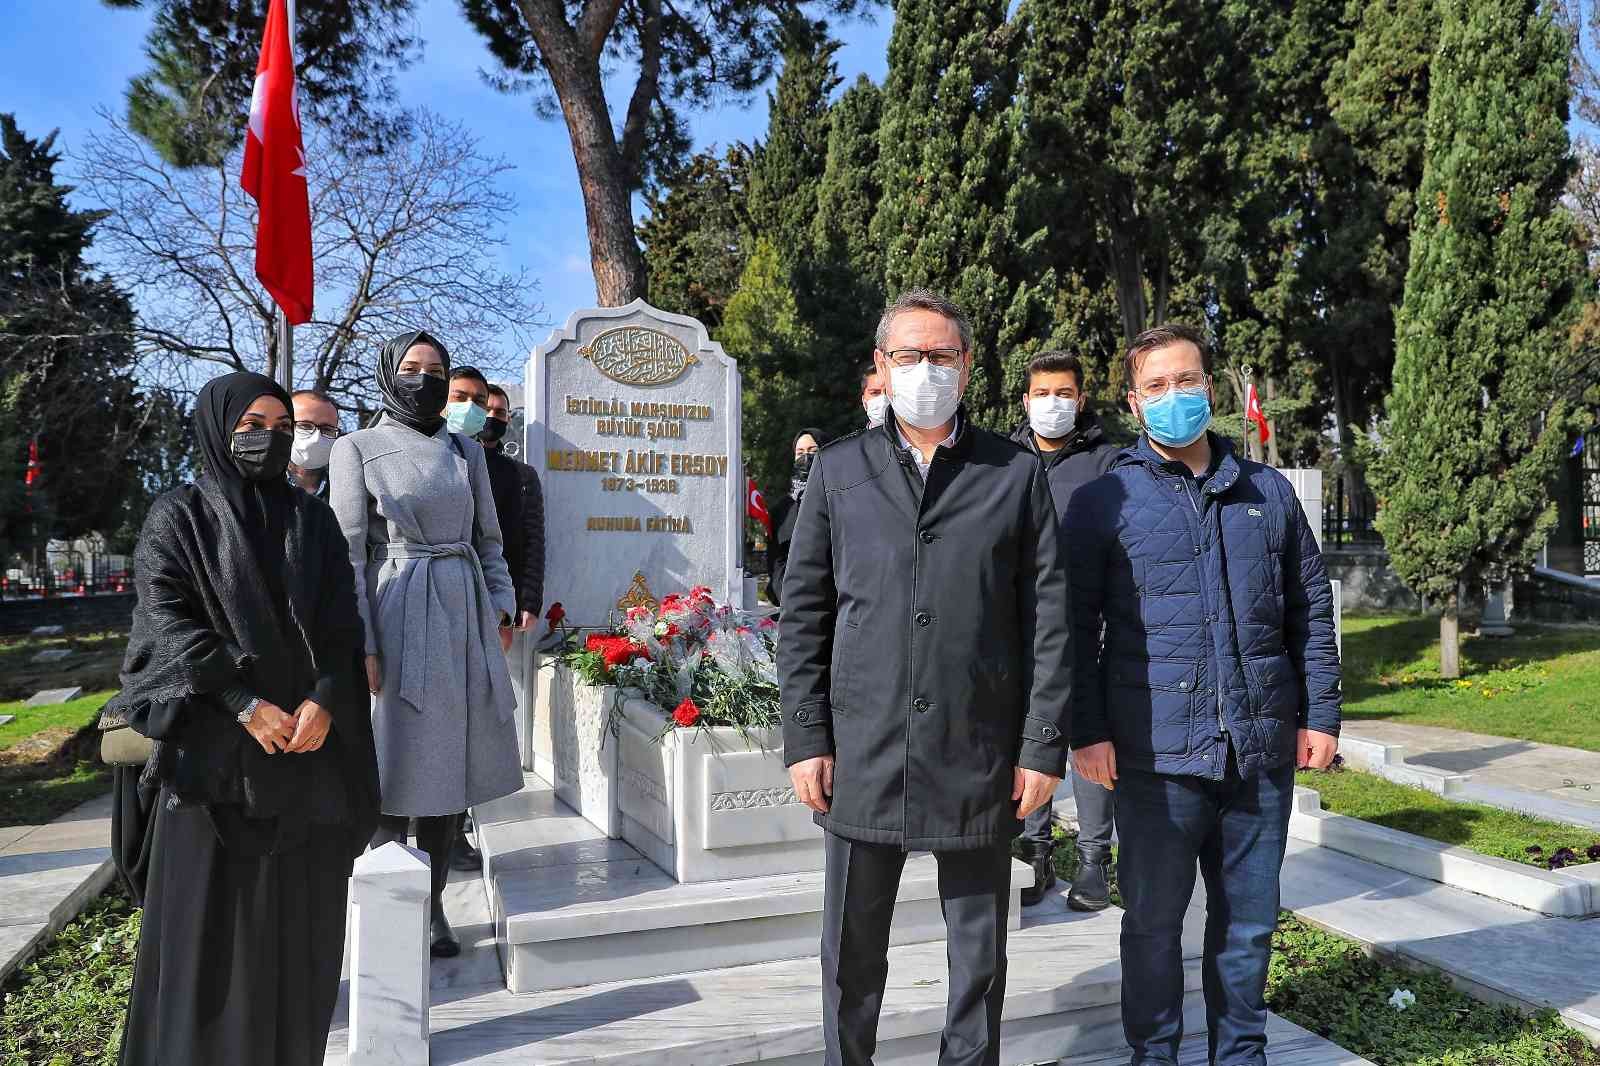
[779,287,1073,1066]
[1008,351,1120,910]
[483,384,545,619]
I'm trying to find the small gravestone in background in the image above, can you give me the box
[30,649,72,665]
[0,715,13,727]
[30,625,64,637]
[26,687,83,707]
[527,298,745,630]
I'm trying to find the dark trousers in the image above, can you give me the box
[372,812,461,911]
[1113,751,1294,1066]
[1019,765,1116,852]
[821,832,1012,1066]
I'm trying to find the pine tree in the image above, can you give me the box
[1368,0,1584,677]
[720,238,820,497]
[637,148,752,333]
[0,115,147,561]
[870,0,1026,426]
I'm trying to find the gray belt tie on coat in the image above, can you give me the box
[371,540,505,715]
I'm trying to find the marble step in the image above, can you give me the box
[326,890,1209,1066]
[1053,1012,1372,1065]
[491,849,1032,994]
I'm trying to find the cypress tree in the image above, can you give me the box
[1369,0,1584,677]
[745,19,841,265]
[811,76,885,374]
[637,148,752,333]
[870,0,1023,426]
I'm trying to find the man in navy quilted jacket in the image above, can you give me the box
[1063,324,1341,1066]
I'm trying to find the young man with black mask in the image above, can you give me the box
[481,383,545,624]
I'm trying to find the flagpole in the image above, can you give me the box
[277,0,296,394]
[276,307,293,391]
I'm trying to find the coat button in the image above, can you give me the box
[1193,546,1202,556]
[920,529,935,544]
[913,697,930,713]
[1180,681,1191,691]
[915,611,932,627]
[1042,725,1058,740]
[795,709,809,723]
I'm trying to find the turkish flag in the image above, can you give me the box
[241,0,313,324]
[747,477,772,536]
[1246,383,1270,444]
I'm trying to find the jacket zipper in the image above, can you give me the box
[1178,475,1229,743]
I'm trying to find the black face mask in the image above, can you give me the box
[231,429,294,481]
[793,453,815,480]
[390,372,449,421]
[479,416,509,444]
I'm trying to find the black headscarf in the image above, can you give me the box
[194,371,295,620]
[377,329,451,435]
[791,427,827,500]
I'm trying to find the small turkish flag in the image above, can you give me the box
[1246,383,1270,444]
[241,0,313,325]
[747,477,772,536]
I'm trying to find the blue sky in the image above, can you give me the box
[0,0,892,356]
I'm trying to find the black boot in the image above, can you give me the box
[430,901,461,958]
[1019,842,1057,907]
[450,827,483,871]
[1067,843,1112,911]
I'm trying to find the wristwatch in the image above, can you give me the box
[236,697,262,726]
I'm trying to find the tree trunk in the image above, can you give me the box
[516,0,648,307]
[1439,592,1461,678]
[1264,374,1282,467]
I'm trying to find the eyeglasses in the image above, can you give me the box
[294,420,342,439]
[1134,372,1209,401]
[883,348,964,369]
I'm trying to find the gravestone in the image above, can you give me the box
[30,649,71,665]
[25,687,82,707]
[526,299,744,630]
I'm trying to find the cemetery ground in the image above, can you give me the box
[0,628,124,829]
[6,613,1600,1064]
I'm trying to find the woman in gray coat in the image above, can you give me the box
[329,329,524,956]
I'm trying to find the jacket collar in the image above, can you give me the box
[1117,431,1243,496]
[879,405,976,464]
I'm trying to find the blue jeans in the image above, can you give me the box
[1113,749,1294,1066]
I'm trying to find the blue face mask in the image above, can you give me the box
[1140,388,1212,448]
[445,400,488,437]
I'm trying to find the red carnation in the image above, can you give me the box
[690,585,713,604]
[672,698,701,728]
[545,602,566,631]
[665,623,681,638]
[602,640,650,668]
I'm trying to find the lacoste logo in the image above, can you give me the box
[1248,507,1263,517]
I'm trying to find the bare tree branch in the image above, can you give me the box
[74,107,546,411]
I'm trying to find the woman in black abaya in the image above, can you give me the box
[111,372,379,1066]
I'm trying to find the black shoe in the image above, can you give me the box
[1019,846,1057,907]
[449,830,483,872]
[1067,844,1111,911]
[430,907,461,958]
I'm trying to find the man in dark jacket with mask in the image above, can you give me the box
[780,287,1073,1066]
[1066,324,1340,1066]
[1008,351,1119,910]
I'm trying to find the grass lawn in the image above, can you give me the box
[0,889,137,1066]
[1299,764,1600,870]
[1341,613,1600,751]
[0,690,115,829]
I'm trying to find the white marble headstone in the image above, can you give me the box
[527,300,743,629]
[347,842,430,1066]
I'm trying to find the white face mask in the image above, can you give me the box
[290,426,335,470]
[864,394,888,426]
[1027,395,1078,440]
[889,361,962,430]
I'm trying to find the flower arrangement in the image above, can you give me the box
[556,585,780,742]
